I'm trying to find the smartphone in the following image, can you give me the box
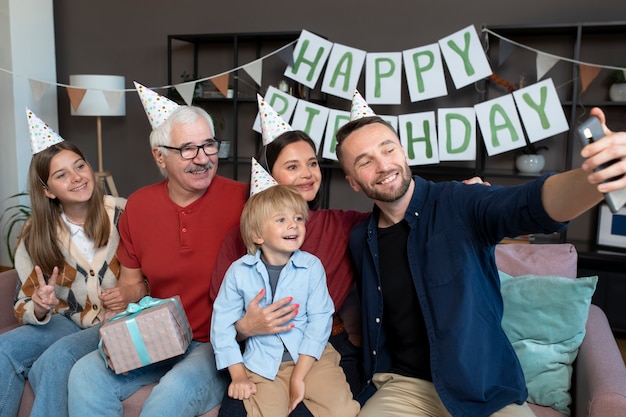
[576,116,626,213]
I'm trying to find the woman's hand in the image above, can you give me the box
[32,265,59,319]
[235,289,298,340]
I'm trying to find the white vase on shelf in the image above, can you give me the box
[516,154,545,174]
[609,83,626,102]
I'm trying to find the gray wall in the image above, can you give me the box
[52,0,626,223]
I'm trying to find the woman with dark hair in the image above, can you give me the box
[210,129,368,417]
[0,111,128,417]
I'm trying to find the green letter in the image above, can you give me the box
[292,39,326,83]
[522,86,550,129]
[269,95,289,114]
[411,51,435,93]
[405,120,433,159]
[329,52,354,92]
[446,32,475,76]
[300,107,321,135]
[445,114,471,154]
[329,114,350,153]
[374,57,396,97]
[488,104,519,147]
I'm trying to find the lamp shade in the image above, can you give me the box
[69,74,126,116]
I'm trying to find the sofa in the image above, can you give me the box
[1,243,625,417]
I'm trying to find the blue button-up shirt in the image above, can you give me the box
[211,249,334,380]
[351,175,567,417]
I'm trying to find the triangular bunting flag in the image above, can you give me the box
[536,53,559,80]
[174,81,196,106]
[211,73,230,97]
[498,39,516,67]
[579,64,602,93]
[103,89,124,113]
[29,79,51,103]
[277,45,295,67]
[66,87,87,112]
[243,60,263,86]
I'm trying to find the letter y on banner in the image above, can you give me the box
[439,25,492,90]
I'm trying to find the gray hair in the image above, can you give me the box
[149,106,216,177]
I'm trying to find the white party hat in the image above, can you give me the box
[134,81,180,129]
[250,157,278,196]
[26,107,64,154]
[257,94,293,146]
[350,89,376,121]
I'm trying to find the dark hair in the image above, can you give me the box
[21,141,110,274]
[335,116,397,168]
[255,130,322,210]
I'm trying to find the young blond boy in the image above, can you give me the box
[211,184,359,417]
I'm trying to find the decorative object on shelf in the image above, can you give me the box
[608,69,626,102]
[596,204,626,250]
[218,141,231,159]
[515,144,548,174]
[69,74,126,196]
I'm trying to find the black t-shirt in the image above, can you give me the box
[378,220,431,380]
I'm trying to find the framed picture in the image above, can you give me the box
[596,204,626,250]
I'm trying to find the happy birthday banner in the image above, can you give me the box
[3,25,625,165]
[256,25,571,163]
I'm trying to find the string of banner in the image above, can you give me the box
[2,26,625,164]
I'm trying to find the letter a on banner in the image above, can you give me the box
[439,25,492,90]
[321,43,367,100]
[284,30,333,89]
[475,95,525,156]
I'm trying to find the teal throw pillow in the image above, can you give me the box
[499,271,598,416]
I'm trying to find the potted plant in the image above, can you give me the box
[0,192,31,266]
[608,69,626,102]
[515,143,549,174]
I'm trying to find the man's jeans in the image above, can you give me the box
[68,341,228,417]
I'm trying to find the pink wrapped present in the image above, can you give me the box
[99,296,192,374]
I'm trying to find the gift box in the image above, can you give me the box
[99,296,192,374]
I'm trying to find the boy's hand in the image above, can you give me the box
[228,376,257,400]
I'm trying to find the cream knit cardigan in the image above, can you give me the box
[14,195,126,327]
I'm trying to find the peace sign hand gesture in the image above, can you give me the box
[32,265,59,320]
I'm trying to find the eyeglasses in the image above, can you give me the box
[160,140,221,160]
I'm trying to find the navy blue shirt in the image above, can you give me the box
[351,175,567,417]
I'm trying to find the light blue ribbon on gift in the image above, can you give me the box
[98,296,191,371]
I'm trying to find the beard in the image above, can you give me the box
[357,163,412,203]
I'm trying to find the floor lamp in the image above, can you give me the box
[69,74,126,196]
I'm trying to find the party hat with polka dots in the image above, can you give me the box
[257,94,293,146]
[350,89,376,121]
[249,157,278,196]
[26,107,64,154]
[134,81,180,129]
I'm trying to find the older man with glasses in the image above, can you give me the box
[68,102,248,417]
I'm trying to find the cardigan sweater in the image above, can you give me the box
[14,195,126,327]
